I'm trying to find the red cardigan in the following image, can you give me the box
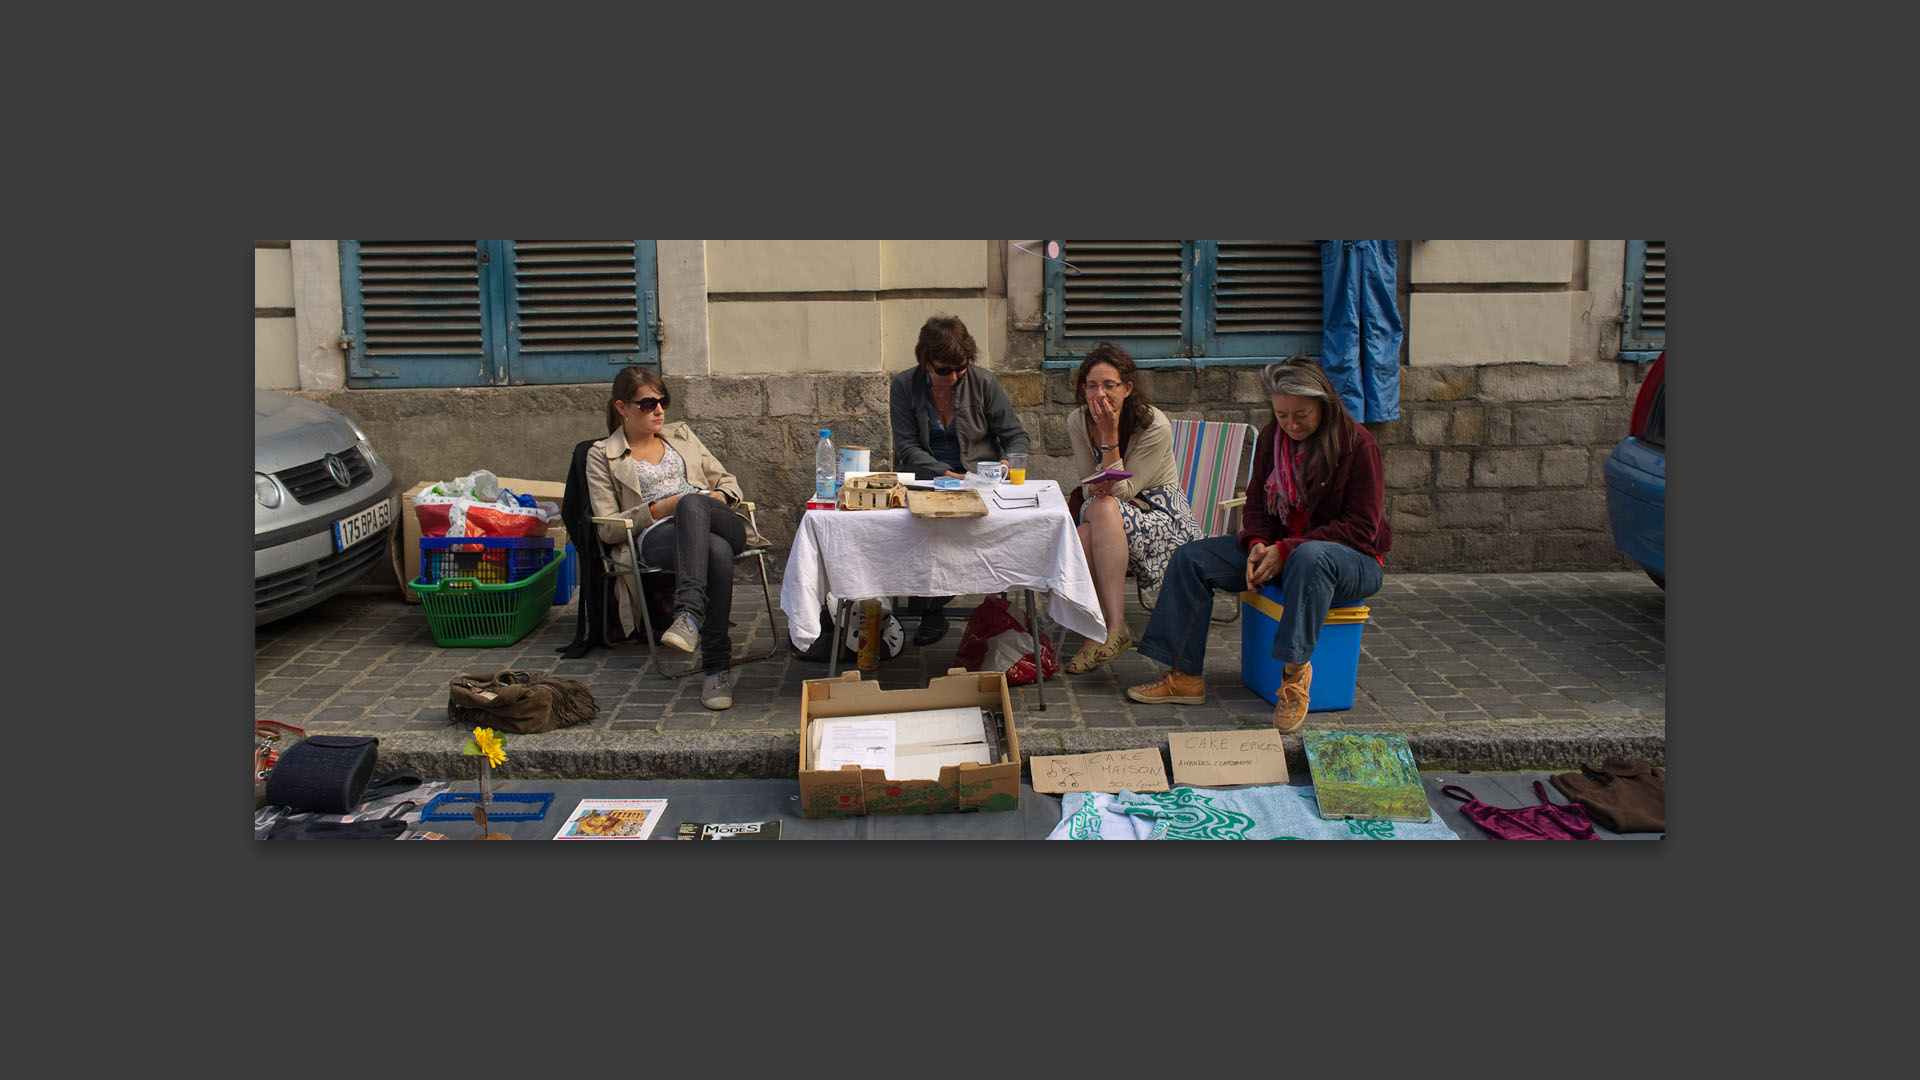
[1235,416,1392,563]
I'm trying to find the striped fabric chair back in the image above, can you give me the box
[1169,418,1253,538]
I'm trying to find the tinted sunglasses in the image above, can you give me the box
[627,395,670,413]
[931,364,967,377]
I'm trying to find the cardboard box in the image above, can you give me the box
[393,476,568,601]
[798,668,1021,819]
[837,473,906,510]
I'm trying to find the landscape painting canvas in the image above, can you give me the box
[1303,731,1431,823]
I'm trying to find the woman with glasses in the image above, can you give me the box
[887,314,1032,645]
[1060,341,1201,674]
[587,365,765,710]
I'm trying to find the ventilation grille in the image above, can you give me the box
[1640,240,1664,332]
[1059,241,1184,338]
[511,241,640,352]
[356,242,484,356]
[1214,241,1322,332]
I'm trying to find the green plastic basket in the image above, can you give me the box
[411,548,561,647]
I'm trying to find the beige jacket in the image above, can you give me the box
[586,421,765,636]
[1067,404,1178,504]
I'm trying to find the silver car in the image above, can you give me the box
[254,389,398,624]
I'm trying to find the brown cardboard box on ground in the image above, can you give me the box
[798,668,1021,819]
[393,477,568,601]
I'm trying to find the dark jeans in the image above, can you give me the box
[639,493,746,673]
[1136,536,1382,675]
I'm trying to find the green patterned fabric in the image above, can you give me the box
[1049,785,1460,840]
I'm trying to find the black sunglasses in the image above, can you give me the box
[627,395,670,413]
[930,364,967,377]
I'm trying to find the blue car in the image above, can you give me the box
[1604,351,1665,588]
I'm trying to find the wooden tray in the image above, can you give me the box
[905,487,989,518]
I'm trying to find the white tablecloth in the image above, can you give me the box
[780,480,1106,649]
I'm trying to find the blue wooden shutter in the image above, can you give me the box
[341,241,505,388]
[342,240,658,387]
[1045,241,1193,364]
[1622,239,1665,359]
[503,241,659,384]
[1195,240,1323,362]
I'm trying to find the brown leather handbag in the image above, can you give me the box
[447,670,599,735]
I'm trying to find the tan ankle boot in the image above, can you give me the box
[1273,663,1313,733]
[1126,668,1206,705]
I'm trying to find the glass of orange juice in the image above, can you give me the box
[1007,452,1027,485]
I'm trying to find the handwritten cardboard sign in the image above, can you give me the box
[1168,731,1290,788]
[1030,748,1170,794]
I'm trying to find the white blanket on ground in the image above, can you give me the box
[779,480,1105,650]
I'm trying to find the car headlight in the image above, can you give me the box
[255,472,283,509]
[356,438,380,470]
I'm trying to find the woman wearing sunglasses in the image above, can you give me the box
[887,314,1032,644]
[587,365,766,709]
[1061,341,1201,674]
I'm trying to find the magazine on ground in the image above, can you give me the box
[553,798,669,839]
[668,821,782,840]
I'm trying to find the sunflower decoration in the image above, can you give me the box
[460,726,511,840]
[463,726,507,768]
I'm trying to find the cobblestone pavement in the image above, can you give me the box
[254,570,1664,775]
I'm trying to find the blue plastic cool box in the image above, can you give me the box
[1238,584,1369,712]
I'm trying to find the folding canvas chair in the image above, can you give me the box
[592,508,779,679]
[553,435,778,677]
[1137,417,1254,623]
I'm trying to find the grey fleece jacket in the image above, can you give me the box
[888,365,1032,479]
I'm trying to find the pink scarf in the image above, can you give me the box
[1264,428,1306,521]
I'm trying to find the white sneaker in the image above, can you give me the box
[701,669,736,710]
[661,613,700,654]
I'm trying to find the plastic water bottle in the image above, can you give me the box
[814,429,837,501]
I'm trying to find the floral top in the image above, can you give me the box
[628,443,703,541]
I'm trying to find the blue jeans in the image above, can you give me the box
[639,493,746,673]
[1319,240,1404,423]
[1136,536,1383,675]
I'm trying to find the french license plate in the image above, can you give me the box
[333,498,393,553]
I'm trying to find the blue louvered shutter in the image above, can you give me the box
[341,240,658,387]
[1195,240,1323,361]
[1045,241,1193,363]
[1621,240,1665,360]
[341,241,502,387]
[1044,240,1323,367]
[504,241,658,384]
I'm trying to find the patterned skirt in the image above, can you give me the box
[1098,482,1203,589]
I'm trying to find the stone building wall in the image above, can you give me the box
[271,240,1654,583]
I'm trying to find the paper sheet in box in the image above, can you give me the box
[798,669,1019,819]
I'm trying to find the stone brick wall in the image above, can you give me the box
[323,358,1651,582]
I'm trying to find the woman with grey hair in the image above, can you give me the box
[1125,355,1392,733]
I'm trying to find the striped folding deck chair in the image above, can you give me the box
[1137,418,1255,622]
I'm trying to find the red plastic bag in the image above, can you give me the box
[953,595,1059,686]
[464,502,549,539]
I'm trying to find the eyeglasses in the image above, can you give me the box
[1085,380,1126,393]
[627,395,669,413]
[930,364,967,377]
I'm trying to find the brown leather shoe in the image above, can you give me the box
[1273,662,1312,733]
[1127,668,1206,705]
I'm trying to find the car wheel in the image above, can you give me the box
[1647,570,1665,590]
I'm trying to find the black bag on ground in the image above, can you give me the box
[263,735,379,814]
